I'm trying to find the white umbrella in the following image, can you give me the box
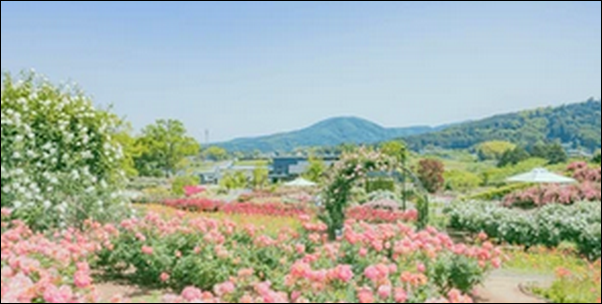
[506,168,577,184]
[284,178,317,188]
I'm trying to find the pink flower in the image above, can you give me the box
[492,258,502,269]
[44,286,74,303]
[394,288,408,303]
[181,287,203,302]
[377,285,392,300]
[1,208,11,217]
[215,281,236,297]
[141,246,154,255]
[358,287,375,303]
[74,270,92,289]
[359,248,368,257]
[364,266,380,282]
[336,265,354,283]
[160,272,170,283]
[417,263,426,273]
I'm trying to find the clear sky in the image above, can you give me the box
[2,1,601,143]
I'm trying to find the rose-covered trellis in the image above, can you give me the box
[320,148,430,240]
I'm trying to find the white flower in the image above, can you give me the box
[14,201,23,209]
[43,201,52,209]
[12,152,21,159]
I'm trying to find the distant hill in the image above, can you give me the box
[214,117,441,153]
[404,99,601,152]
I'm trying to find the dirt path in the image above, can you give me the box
[475,270,553,303]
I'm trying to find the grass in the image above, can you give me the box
[135,204,302,237]
[505,247,601,303]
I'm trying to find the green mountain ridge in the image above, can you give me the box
[214,117,440,153]
[214,99,601,153]
[404,99,601,152]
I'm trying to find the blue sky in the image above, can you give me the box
[2,1,601,142]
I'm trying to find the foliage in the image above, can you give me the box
[320,149,398,240]
[482,157,548,186]
[365,178,396,193]
[498,146,530,167]
[447,201,601,260]
[91,212,500,303]
[531,141,569,165]
[112,122,144,178]
[302,157,326,183]
[251,167,269,189]
[202,146,229,161]
[380,140,408,163]
[593,151,601,164]
[135,119,200,177]
[405,99,602,152]
[171,176,199,196]
[220,171,249,190]
[417,159,445,194]
[1,72,128,230]
[444,170,482,192]
[467,184,531,201]
[475,141,516,161]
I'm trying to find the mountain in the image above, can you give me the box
[403,99,601,152]
[215,117,440,153]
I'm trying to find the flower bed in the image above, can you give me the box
[447,202,601,260]
[94,213,500,303]
[163,199,419,224]
[503,163,601,207]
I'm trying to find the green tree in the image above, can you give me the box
[112,121,144,178]
[594,151,601,164]
[202,146,229,161]
[380,140,408,163]
[220,171,248,190]
[303,157,326,183]
[444,170,482,192]
[545,142,568,165]
[135,120,200,177]
[417,159,445,194]
[498,147,531,168]
[251,167,269,189]
[475,141,516,161]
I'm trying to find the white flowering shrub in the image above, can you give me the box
[1,72,129,230]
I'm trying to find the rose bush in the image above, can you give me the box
[1,73,129,230]
[94,212,501,303]
[447,201,601,260]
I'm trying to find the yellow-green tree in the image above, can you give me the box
[475,141,516,161]
[303,157,326,183]
[252,167,269,189]
[135,120,200,177]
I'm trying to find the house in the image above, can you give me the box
[269,156,338,182]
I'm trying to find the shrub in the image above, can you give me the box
[468,184,530,201]
[1,72,128,230]
[365,178,396,193]
[417,159,445,194]
[447,201,601,259]
[593,151,601,164]
[444,170,482,192]
[171,176,199,196]
[95,213,500,303]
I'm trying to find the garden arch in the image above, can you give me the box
[320,149,430,240]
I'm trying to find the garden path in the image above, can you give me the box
[475,270,553,303]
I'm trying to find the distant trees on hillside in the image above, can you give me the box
[405,99,601,152]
